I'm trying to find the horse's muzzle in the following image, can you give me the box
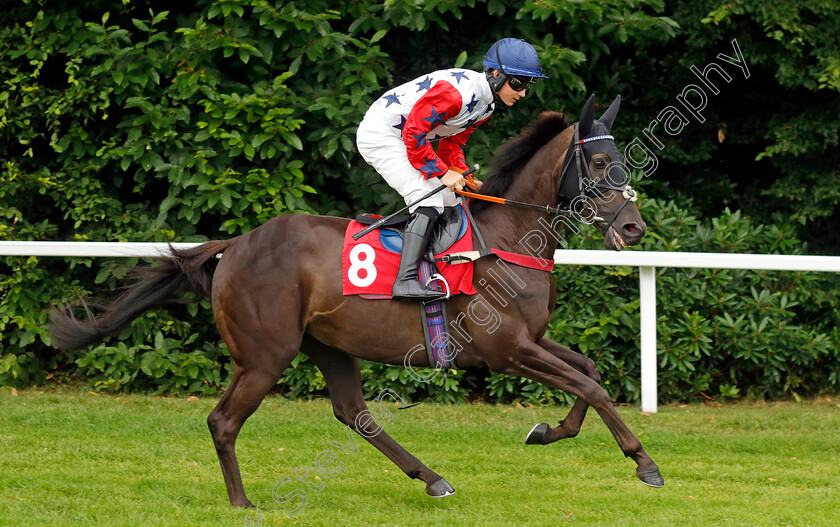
[604,219,646,251]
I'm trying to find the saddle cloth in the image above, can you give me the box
[342,206,476,297]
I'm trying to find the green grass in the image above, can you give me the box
[1,388,839,526]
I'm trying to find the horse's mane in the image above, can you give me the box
[471,111,571,213]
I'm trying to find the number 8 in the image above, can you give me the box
[348,244,377,287]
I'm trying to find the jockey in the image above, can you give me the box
[356,38,548,302]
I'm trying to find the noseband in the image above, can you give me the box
[556,123,638,233]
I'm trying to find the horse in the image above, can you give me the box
[49,94,663,508]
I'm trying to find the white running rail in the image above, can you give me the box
[0,241,200,257]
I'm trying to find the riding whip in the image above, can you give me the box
[352,164,479,240]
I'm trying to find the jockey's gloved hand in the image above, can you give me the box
[439,169,467,192]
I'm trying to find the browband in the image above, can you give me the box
[579,134,614,143]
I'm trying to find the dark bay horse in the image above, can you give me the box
[49,95,663,508]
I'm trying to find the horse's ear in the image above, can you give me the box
[579,94,596,137]
[599,95,621,131]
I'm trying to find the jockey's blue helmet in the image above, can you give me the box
[483,38,548,94]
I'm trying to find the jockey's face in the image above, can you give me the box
[494,71,528,107]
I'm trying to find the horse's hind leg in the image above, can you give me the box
[207,345,297,507]
[303,334,454,498]
[525,337,600,445]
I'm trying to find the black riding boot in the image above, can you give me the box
[392,207,447,302]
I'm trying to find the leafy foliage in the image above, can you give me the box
[1,0,838,403]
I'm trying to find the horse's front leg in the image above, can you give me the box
[525,337,599,445]
[304,336,455,498]
[493,338,664,487]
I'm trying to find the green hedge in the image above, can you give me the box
[1,0,839,403]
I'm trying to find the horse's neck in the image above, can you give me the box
[474,133,571,260]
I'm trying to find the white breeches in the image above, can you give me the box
[356,109,460,213]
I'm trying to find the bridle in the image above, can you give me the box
[557,123,638,233]
[457,123,638,233]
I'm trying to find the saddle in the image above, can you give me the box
[354,205,469,256]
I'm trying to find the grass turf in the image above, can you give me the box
[1,388,838,526]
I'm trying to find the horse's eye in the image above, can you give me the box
[594,160,606,169]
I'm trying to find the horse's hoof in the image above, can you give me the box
[637,468,665,488]
[426,478,456,498]
[525,423,550,445]
[234,499,267,510]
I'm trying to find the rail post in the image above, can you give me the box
[639,265,657,412]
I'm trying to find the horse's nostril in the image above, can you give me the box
[623,223,645,238]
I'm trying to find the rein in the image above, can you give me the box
[455,188,583,217]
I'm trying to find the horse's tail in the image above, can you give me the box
[48,240,231,351]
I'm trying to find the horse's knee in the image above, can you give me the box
[333,403,389,438]
[207,410,232,445]
[581,384,612,408]
[583,357,602,383]
[207,409,222,432]
[331,403,365,428]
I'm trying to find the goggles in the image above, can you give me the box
[507,75,535,92]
